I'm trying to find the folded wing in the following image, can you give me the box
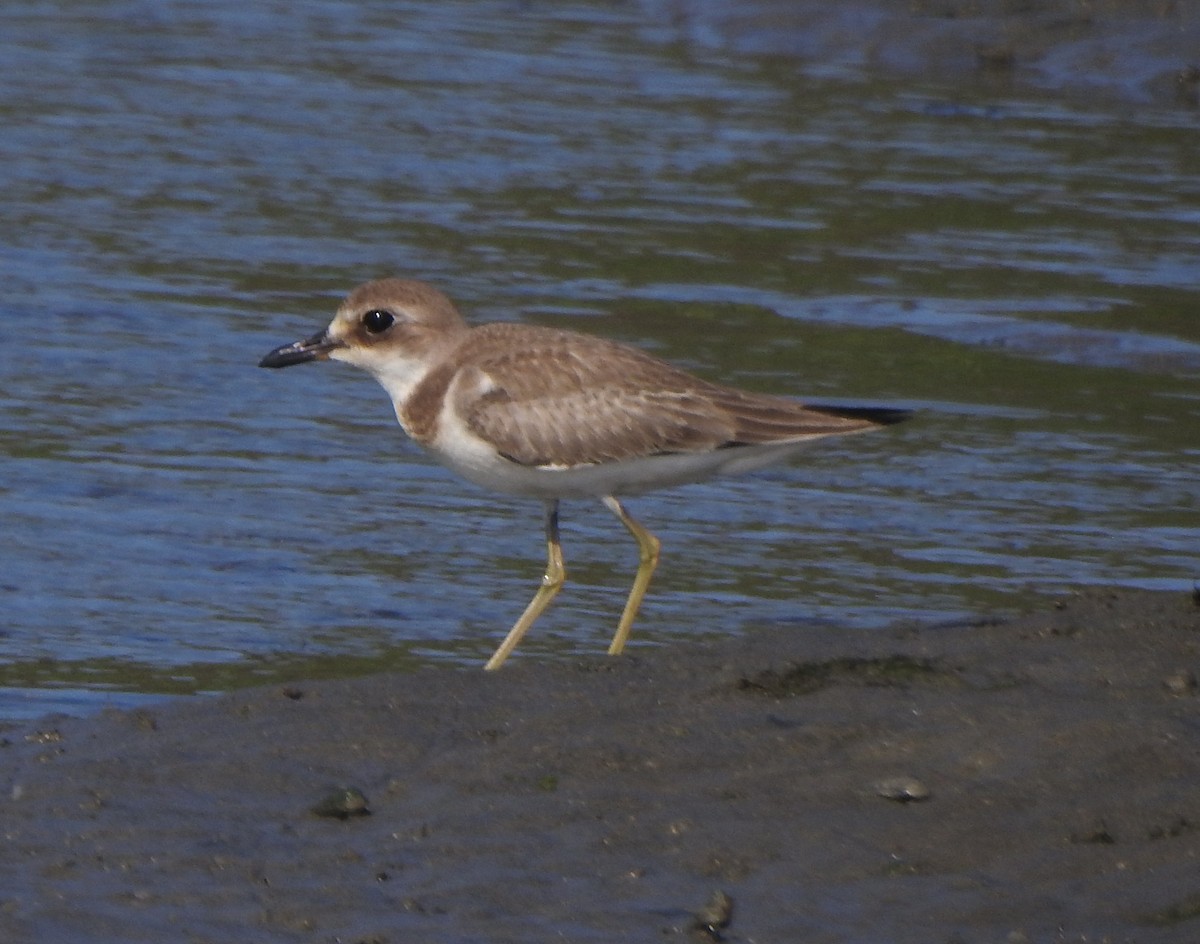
[451,325,907,469]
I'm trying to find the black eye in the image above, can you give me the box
[362,309,395,334]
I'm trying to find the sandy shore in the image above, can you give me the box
[3,587,1198,942]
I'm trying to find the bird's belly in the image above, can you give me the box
[426,437,824,500]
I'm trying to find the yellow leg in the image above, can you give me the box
[603,496,661,656]
[484,501,565,671]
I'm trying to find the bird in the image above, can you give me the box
[259,278,909,670]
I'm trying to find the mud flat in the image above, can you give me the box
[2,587,1198,942]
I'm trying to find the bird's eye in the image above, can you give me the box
[362,309,395,334]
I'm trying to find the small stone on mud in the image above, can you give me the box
[1069,819,1115,845]
[1163,670,1197,695]
[310,786,371,819]
[874,776,931,802]
[128,709,158,731]
[691,889,734,940]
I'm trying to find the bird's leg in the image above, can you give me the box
[602,496,661,656]
[484,500,565,671]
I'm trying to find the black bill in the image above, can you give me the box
[258,329,343,368]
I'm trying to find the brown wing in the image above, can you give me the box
[700,387,908,445]
[450,324,900,468]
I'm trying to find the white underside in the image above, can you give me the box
[426,416,835,499]
[382,368,855,500]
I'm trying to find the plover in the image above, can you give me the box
[259,279,908,669]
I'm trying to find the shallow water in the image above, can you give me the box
[1,0,1197,719]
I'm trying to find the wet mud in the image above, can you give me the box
[3,588,1198,942]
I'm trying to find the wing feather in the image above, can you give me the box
[446,323,899,468]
